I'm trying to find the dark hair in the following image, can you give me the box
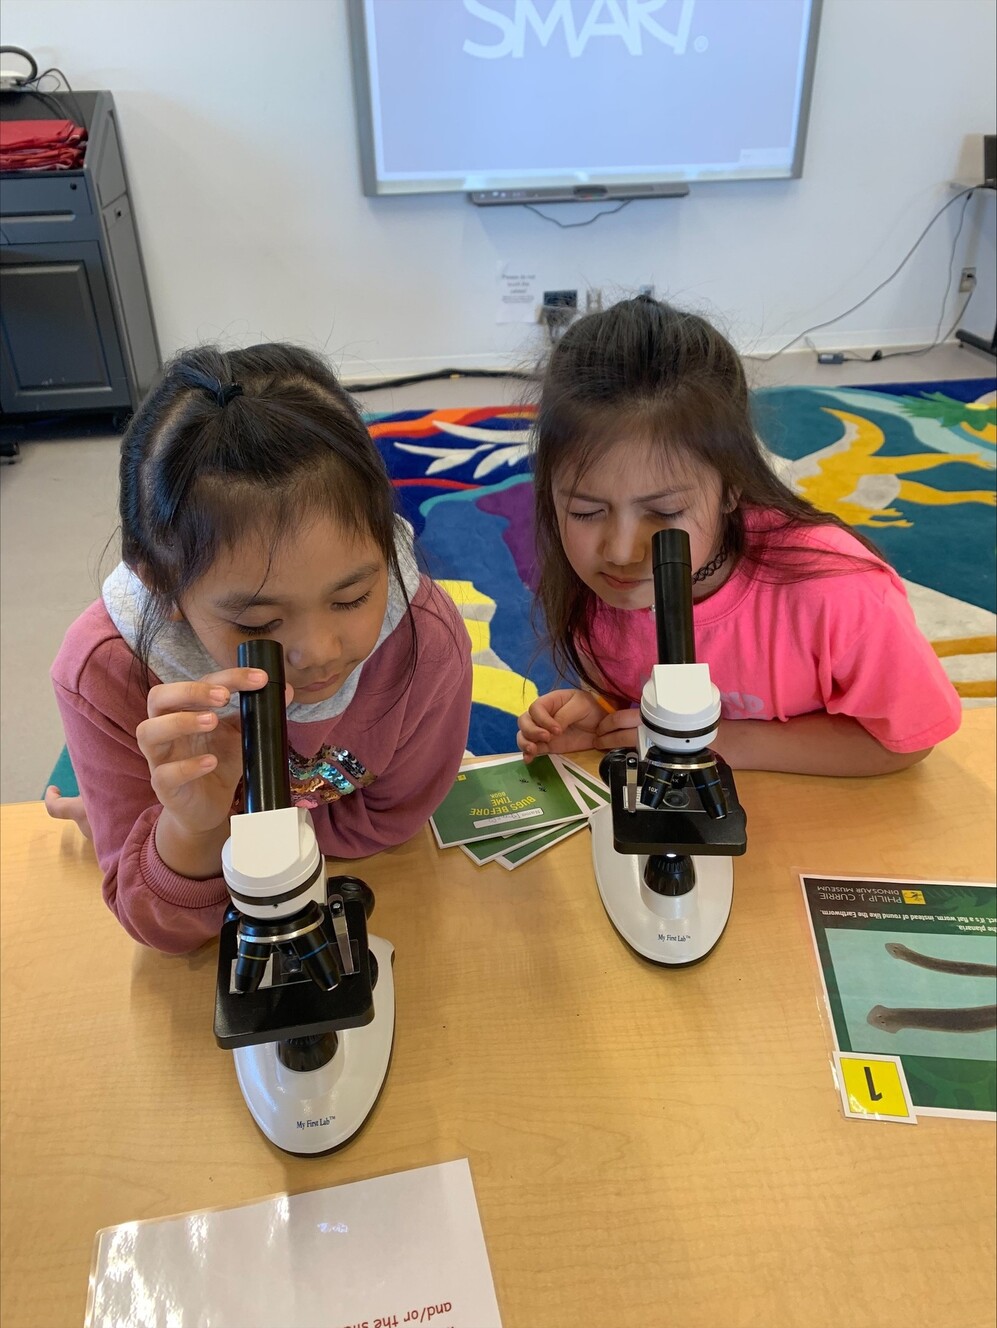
[531,296,882,695]
[119,342,415,694]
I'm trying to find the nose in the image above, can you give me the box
[284,620,343,675]
[601,517,646,570]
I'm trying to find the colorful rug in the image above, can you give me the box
[370,378,996,756]
[45,378,996,793]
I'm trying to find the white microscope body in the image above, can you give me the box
[215,638,395,1155]
[591,530,747,965]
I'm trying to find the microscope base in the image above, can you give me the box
[591,806,733,964]
[232,935,395,1154]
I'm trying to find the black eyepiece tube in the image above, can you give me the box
[237,639,291,813]
[652,528,696,665]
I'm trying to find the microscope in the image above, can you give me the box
[213,639,395,1154]
[591,529,747,964]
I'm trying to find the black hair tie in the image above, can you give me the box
[215,382,243,407]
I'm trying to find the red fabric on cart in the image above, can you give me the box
[0,119,87,171]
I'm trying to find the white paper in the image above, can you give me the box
[87,1159,502,1328]
[496,264,539,323]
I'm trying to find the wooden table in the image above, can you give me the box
[2,711,995,1328]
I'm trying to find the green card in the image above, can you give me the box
[558,757,610,808]
[430,754,589,849]
[459,824,560,866]
[496,820,589,869]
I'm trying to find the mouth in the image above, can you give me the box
[601,573,650,591]
[294,670,345,695]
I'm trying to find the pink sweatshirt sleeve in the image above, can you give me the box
[52,619,229,955]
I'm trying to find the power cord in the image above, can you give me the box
[746,186,980,363]
[524,199,633,228]
[834,190,976,363]
[343,366,536,393]
[4,64,88,133]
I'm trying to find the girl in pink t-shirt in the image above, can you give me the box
[47,343,471,952]
[517,296,960,776]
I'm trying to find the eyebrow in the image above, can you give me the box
[559,487,692,503]
[214,563,382,613]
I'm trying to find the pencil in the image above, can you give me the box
[590,691,615,715]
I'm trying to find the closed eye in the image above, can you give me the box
[334,590,372,611]
[235,619,281,637]
[568,510,603,522]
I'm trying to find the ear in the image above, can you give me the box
[723,485,740,514]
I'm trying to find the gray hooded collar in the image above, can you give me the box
[102,518,422,722]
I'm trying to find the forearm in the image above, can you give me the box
[715,712,932,777]
[53,667,229,953]
[102,807,228,953]
[155,811,230,879]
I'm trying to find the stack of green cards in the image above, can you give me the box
[429,753,610,870]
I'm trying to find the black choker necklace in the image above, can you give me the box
[692,546,729,584]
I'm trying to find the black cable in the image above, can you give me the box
[746,187,979,363]
[0,46,37,82]
[523,199,632,228]
[343,366,536,393]
[14,66,88,132]
[37,67,88,130]
[871,289,976,362]
[840,191,976,363]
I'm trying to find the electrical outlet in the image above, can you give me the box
[959,267,977,292]
[542,289,578,311]
[539,289,579,336]
[586,288,603,313]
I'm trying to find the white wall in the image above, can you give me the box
[4,0,996,374]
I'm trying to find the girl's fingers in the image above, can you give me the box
[526,699,560,735]
[146,668,270,719]
[137,709,221,761]
[520,696,564,739]
[44,787,93,839]
[147,672,294,720]
[524,690,592,738]
[44,785,78,820]
[555,691,605,729]
[518,714,553,743]
[150,752,219,803]
[516,734,549,764]
[595,708,641,738]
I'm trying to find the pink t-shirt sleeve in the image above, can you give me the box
[814,565,962,752]
[579,527,962,754]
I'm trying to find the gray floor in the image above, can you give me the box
[1,341,991,804]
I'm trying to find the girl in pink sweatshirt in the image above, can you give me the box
[50,343,471,954]
[517,296,961,776]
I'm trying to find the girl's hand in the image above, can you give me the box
[518,689,614,760]
[137,667,292,840]
[44,786,93,841]
[595,707,642,750]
